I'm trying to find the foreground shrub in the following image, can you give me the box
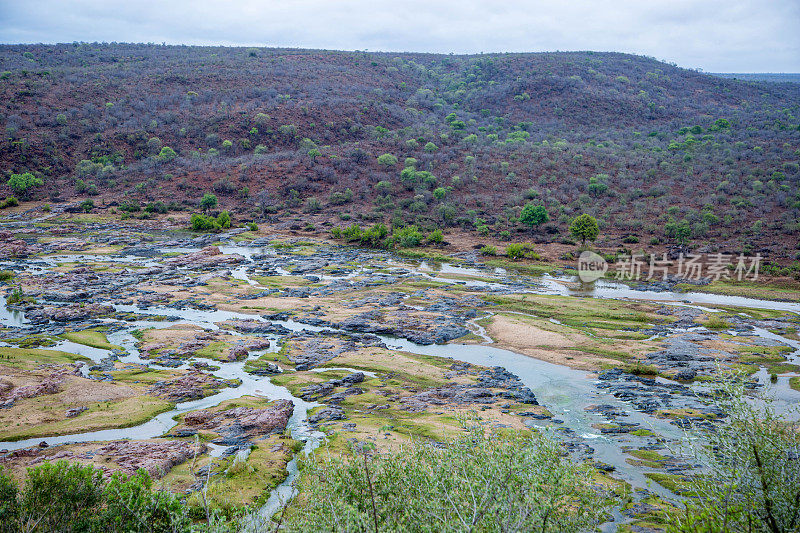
[283,425,611,532]
[0,461,189,533]
[662,375,800,532]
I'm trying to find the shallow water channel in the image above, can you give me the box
[2,241,798,525]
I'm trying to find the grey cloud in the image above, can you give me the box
[0,0,798,71]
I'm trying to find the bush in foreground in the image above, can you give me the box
[282,425,611,532]
[0,462,189,533]
[662,375,800,532]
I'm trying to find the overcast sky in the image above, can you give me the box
[1,0,798,72]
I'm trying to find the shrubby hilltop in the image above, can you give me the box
[1,44,798,259]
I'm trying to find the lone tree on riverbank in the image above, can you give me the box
[569,214,599,245]
[199,193,217,214]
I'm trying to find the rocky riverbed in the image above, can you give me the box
[1,213,798,530]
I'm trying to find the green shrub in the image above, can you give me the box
[6,172,42,199]
[284,424,610,532]
[0,461,190,532]
[0,196,19,209]
[156,146,177,162]
[506,242,537,260]
[400,167,417,187]
[0,270,13,282]
[342,224,363,242]
[417,171,437,188]
[569,214,599,245]
[661,376,800,532]
[216,210,231,229]
[144,201,168,214]
[377,153,398,167]
[305,197,322,213]
[427,229,443,244]
[79,199,94,213]
[19,460,104,531]
[278,124,297,136]
[6,286,25,304]
[360,223,389,247]
[394,225,423,248]
[374,181,392,195]
[191,213,220,231]
[119,200,141,213]
[519,203,549,229]
[199,193,218,213]
[480,245,497,256]
[329,188,353,205]
[587,175,609,197]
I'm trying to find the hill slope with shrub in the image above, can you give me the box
[1,44,799,260]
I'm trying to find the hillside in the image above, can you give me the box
[1,44,799,261]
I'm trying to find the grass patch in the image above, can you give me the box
[61,328,122,350]
[0,346,90,369]
[0,395,173,441]
[645,473,695,496]
[483,258,555,276]
[704,316,731,330]
[193,341,230,362]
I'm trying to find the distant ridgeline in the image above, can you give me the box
[710,73,800,83]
